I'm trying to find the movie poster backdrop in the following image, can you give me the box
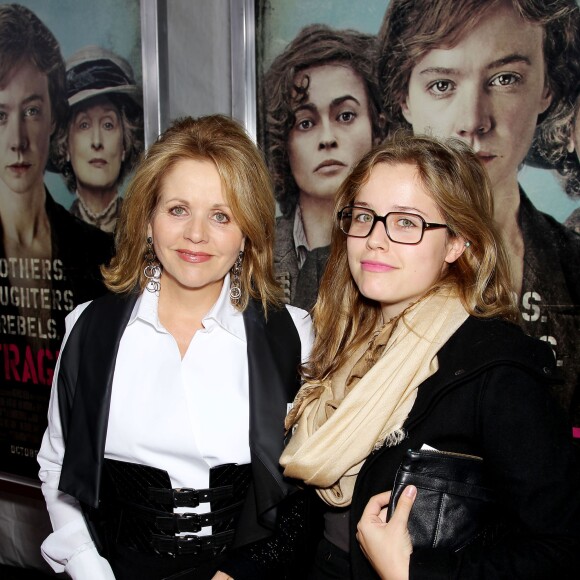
[257,0,580,435]
[0,0,142,480]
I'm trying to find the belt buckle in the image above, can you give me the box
[155,513,203,534]
[177,535,202,555]
[179,513,202,533]
[174,488,199,507]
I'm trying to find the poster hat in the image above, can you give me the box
[65,45,141,110]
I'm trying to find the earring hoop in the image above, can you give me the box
[230,251,244,305]
[144,236,161,293]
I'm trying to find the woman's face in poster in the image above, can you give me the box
[401,2,552,192]
[288,64,374,203]
[67,96,125,194]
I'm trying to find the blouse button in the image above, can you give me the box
[454,369,465,376]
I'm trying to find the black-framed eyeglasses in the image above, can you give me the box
[337,205,448,245]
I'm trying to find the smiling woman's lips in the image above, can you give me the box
[177,251,212,263]
[361,261,395,273]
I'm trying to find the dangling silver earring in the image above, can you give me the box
[144,236,161,293]
[229,251,244,305]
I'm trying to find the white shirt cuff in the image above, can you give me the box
[41,518,115,578]
[64,544,115,579]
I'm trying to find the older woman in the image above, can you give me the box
[38,115,312,580]
[51,46,144,232]
[281,135,580,578]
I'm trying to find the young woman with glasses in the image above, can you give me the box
[281,134,580,579]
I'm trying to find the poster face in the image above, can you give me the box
[0,0,142,479]
[257,0,580,432]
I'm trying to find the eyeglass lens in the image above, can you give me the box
[340,207,426,243]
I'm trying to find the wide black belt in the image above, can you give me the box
[155,501,244,533]
[94,459,252,558]
[148,484,234,508]
[151,529,235,555]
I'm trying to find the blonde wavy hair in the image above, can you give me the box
[303,134,518,383]
[102,114,283,312]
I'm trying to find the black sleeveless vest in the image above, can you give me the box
[56,291,302,546]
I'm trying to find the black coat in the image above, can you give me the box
[349,316,580,579]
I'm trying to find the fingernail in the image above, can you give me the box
[404,485,417,498]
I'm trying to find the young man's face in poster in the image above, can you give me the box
[401,2,552,191]
[288,63,374,203]
[0,61,54,195]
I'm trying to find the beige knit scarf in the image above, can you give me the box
[280,288,468,508]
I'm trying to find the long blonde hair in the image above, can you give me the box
[303,134,517,383]
[102,115,283,312]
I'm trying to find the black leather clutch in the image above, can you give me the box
[387,448,496,551]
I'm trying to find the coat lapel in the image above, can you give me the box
[59,292,137,507]
[239,300,301,539]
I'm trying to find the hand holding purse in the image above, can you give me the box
[387,448,496,551]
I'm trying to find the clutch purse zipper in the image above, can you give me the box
[419,448,483,461]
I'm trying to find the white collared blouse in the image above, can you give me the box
[38,277,313,578]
